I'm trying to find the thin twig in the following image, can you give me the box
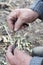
[8,0,12,4]
[0,2,14,9]
[3,25,14,45]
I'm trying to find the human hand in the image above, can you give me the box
[6,45,32,65]
[7,9,38,31]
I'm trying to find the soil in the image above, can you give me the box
[0,0,43,65]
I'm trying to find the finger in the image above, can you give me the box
[6,45,14,60]
[13,48,24,58]
[6,56,11,65]
[7,14,17,30]
[7,45,13,52]
[6,45,16,61]
[6,52,19,65]
[6,56,16,65]
[7,9,20,19]
[14,17,24,31]
[6,50,15,65]
[6,52,12,63]
[7,10,20,30]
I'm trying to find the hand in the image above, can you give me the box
[6,45,32,65]
[7,9,38,31]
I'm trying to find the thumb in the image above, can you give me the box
[14,17,24,31]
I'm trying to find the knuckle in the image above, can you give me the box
[7,12,14,20]
[7,15,12,22]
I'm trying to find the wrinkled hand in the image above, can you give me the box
[7,9,38,31]
[6,45,32,65]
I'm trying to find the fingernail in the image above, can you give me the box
[14,28,17,31]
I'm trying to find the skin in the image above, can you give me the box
[7,9,39,31]
[6,45,32,65]
[6,8,39,65]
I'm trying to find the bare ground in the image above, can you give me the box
[0,0,43,65]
